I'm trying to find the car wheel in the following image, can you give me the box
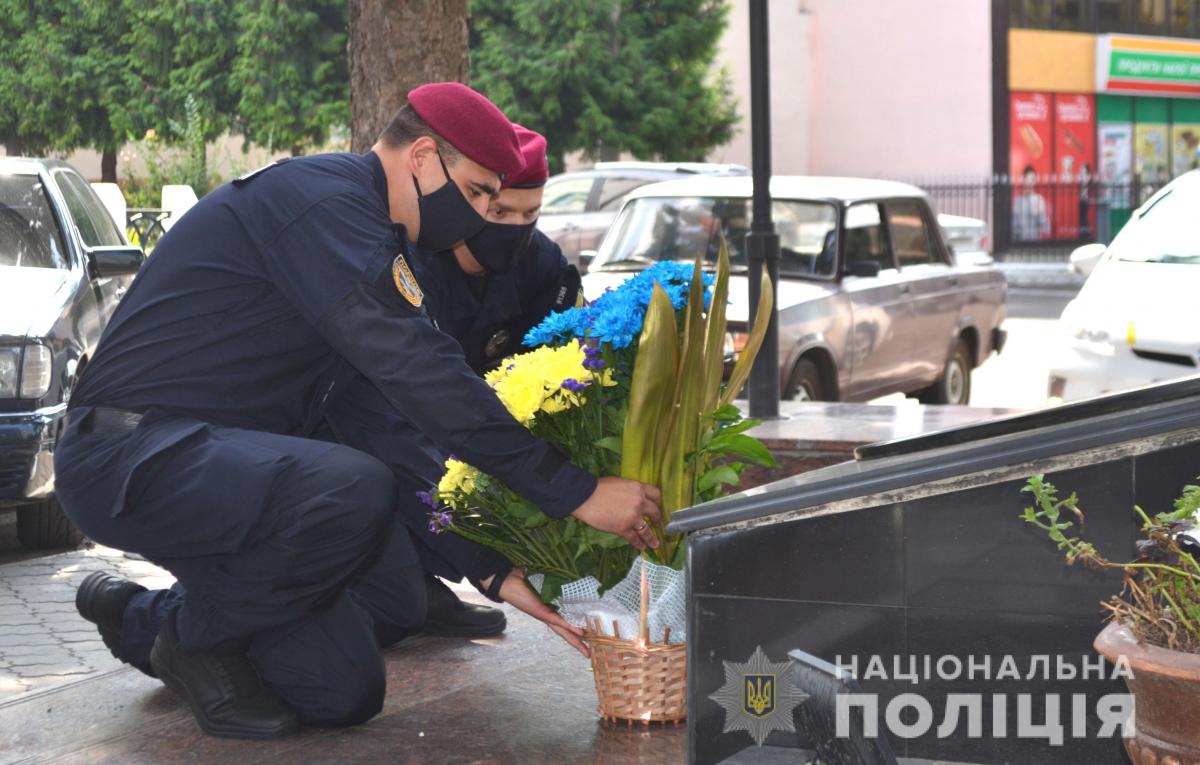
[784,358,825,402]
[917,339,972,406]
[16,497,83,550]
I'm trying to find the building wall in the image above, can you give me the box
[712,0,994,180]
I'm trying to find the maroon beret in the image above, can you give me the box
[502,124,549,189]
[407,82,524,179]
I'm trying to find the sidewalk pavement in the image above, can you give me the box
[0,544,685,764]
[0,544,172,701]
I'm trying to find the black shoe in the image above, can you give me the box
[76,571,147,665]
[423,576,507,638]
[149,611,300,740]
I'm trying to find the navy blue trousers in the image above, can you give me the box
[55,409,457,726]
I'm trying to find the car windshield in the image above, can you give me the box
[591,196,839,279]
[0,173,68,269]
[1111,172,1200,266]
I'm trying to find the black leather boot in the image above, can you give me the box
[149,610,300,739]
[423,576,507,637]
[75,571,147,667]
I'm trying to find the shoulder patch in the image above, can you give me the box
[232,158,290,186]
[392,253,423,307]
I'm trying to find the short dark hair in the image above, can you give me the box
[377,103,462,163]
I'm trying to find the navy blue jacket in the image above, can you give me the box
[413,230,574,375]
[70,152,596,519]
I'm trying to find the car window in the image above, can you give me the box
[592,196,839,279]
[596,177,647,212]
[844,203,894,272]
[541,177,595,215]
[1109,172,1200,265]
[886,200,936,267]
[0,173,69,269]
[54,170,123,248]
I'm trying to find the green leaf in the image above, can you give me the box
[698,464,740,494]
[705,403,742,422]
[721,269,774,407]
[621,283,679,484]
[705,433,777,467]
[538,573,567,605]
[594,435,623,454]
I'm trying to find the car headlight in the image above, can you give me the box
[0,344,53,399]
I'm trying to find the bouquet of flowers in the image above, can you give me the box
[425,242,775,721]
[425,240,775,603]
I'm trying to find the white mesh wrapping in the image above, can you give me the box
[551,558,686,645]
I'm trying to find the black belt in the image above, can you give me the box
[69,406,144,435]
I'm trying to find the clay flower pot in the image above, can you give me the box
[1094,621,1200,764]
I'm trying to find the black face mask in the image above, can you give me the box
[413,153,487,252]
[463,220,537,274]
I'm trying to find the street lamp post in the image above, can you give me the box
[746,0,780,418]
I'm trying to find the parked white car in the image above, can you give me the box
[1049,170,1200,402]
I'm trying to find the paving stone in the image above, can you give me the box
[9,662,91,676]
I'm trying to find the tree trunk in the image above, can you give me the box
[101,150,117,183]
[348,0,470,153]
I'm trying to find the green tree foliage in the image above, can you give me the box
[0,0,131,176]
[232,0,348,155]
[0,0,350,182]
[469,0,738,172]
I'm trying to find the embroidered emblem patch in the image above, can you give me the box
[392,253,423,307]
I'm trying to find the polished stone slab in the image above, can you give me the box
[0,584,685,765]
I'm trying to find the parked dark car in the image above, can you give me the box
[0,158,143,548]
[583,176,1008,405]
[538,161,749,269]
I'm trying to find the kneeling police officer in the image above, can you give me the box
[60,82,660,739]
[309,124,584,639]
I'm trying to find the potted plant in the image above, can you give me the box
[426,241,777,723]
[1022,474,1200,762]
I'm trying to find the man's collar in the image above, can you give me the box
[366,150,390,215]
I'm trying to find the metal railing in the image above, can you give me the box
[125,208,172,252]
[909,176,1168,263]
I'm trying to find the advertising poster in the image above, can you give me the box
[1053,94,1096,240]
[1099,123,1133,208]
[1009,92,1054,242]
[1135,123,1169,202]
[1172,124,1200,176]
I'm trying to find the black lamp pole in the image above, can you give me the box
[746,0,780,418]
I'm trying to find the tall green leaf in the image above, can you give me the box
[620,283,679,485]
[700,235,731,420]
[660,257,708,516]
[720,269,775,407]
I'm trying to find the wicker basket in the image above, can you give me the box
[586,616,687,724]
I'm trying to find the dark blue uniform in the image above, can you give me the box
[54,152,596,725]
[298,231,579,602]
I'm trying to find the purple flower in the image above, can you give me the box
[583,342,607,370]
[428,509,454,535]
[561,378,590,393]
[415,488,437,509]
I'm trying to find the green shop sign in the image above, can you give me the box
[1097,34,1200,97]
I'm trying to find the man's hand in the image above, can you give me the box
[572,477,662,550]
[480,568,590,658]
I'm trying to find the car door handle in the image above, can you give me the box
[898,284,911,294]
[947,276,959,286]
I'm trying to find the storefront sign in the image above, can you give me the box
[1010,93,1054,242]
[1097,35,1200,97]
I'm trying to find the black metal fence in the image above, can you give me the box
[125,208,172,252]
[909,176,1166,263]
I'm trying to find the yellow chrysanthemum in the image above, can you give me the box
[437,458,479,507]
[485,340,611,427]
